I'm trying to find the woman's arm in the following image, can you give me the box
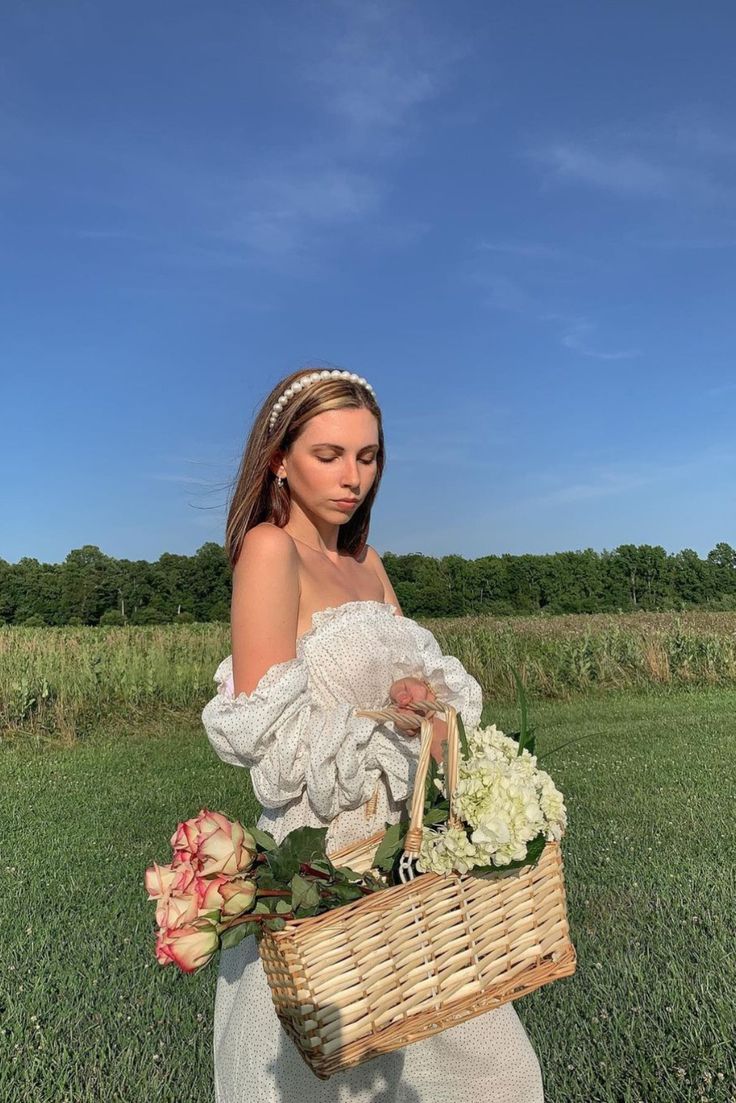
[231,524,301,697]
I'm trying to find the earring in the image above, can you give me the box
[277,475,284,488]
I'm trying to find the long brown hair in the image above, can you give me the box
[224,367,385,569]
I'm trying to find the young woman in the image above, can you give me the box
[202,367,545,1102]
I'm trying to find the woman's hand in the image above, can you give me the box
[389,676,434,709]
[388,677,447,763]
[388,677,434,733]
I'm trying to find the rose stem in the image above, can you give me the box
[224,911,294,929]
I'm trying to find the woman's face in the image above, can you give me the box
[279,406,379,522]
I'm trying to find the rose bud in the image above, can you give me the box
[165,919,220,974]
[195,811,256,877]
[218,878,257,920]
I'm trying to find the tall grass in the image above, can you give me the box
[3,612,736,743]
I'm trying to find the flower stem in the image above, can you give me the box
[300,862,331,880]
[224,911,294,929]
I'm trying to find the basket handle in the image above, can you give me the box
[354,698,461,859]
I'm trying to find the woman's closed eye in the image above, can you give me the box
[317,457,375,465]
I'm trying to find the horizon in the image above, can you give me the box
[4,536,733,569]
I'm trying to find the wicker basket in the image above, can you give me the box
[258,701,576,1079]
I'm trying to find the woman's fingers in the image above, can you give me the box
[389,677,433,707]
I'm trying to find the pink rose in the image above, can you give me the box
[195,809,257,877]
[193,872,231,913]
[161,919,220,974]
[155,892,199,932]
[144,862,180,900]
[218,878,257,920]
[168,809,256,876]
[145,860,199,927]
[154,927,177,966]
[170,863,196,896]
[169,817,200,865]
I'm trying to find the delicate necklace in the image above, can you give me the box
[288,533,341,559]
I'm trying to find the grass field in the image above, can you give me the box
[1,688,735,1102]
[4,610,736,743]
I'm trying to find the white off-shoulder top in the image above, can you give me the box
[201,599,483,847]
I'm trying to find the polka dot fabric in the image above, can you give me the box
[202,600,545,1102]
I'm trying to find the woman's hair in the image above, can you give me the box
[224,367,385,569]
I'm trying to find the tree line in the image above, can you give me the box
[1,541,735,627]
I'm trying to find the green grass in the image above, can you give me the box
[1,689,735,1102]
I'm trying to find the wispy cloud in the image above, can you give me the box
[147,473,214,486]
[532,143,675,198]
[476,240,567,260]
[528,110,736,205]
[635,233,736,250]
[302,0,464,157]
[531,445,736,508]
[537,469,653,505]
[471,271,532,313]
[555,318,641,361]
[17,4,466,273]
[224,166,382,265]
[221,4,466,267]
[467,260,641,359]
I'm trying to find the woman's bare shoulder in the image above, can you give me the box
[235,522,298,565]
[364,544,403,614]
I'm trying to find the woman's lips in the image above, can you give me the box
[332,499,359,509]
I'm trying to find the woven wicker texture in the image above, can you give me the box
[258,702,576,1079]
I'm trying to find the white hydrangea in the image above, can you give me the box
[418,721,567,872]
[417,822,480,875]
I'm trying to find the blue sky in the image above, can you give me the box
[3,1,736,564]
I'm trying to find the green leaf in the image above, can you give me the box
[266,825,330,882]
[326,881,364,904]
[290,873,320,913]
[250,826,278,851]
[509,668,536,757]
[220,921,260,949]
[332,864,364,882]
[198,908,221,923]
[371,819,408,873]
[470,833,547,877]
[274,899,293,914]
[252,870,284,892]
[306,857,336,875]
[359,870,387,890]
[284,825,330,859]
[456,712,470,761]
[425,754,438,802]
[423,806,449,825]
[263,917,287,932]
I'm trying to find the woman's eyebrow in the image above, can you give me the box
[310,442,378,450]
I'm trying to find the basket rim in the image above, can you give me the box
[259,838,562,940]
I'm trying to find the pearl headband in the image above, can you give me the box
[267,369,376,434]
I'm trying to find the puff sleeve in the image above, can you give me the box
[387,620,484,733]
[201,655,420,821]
